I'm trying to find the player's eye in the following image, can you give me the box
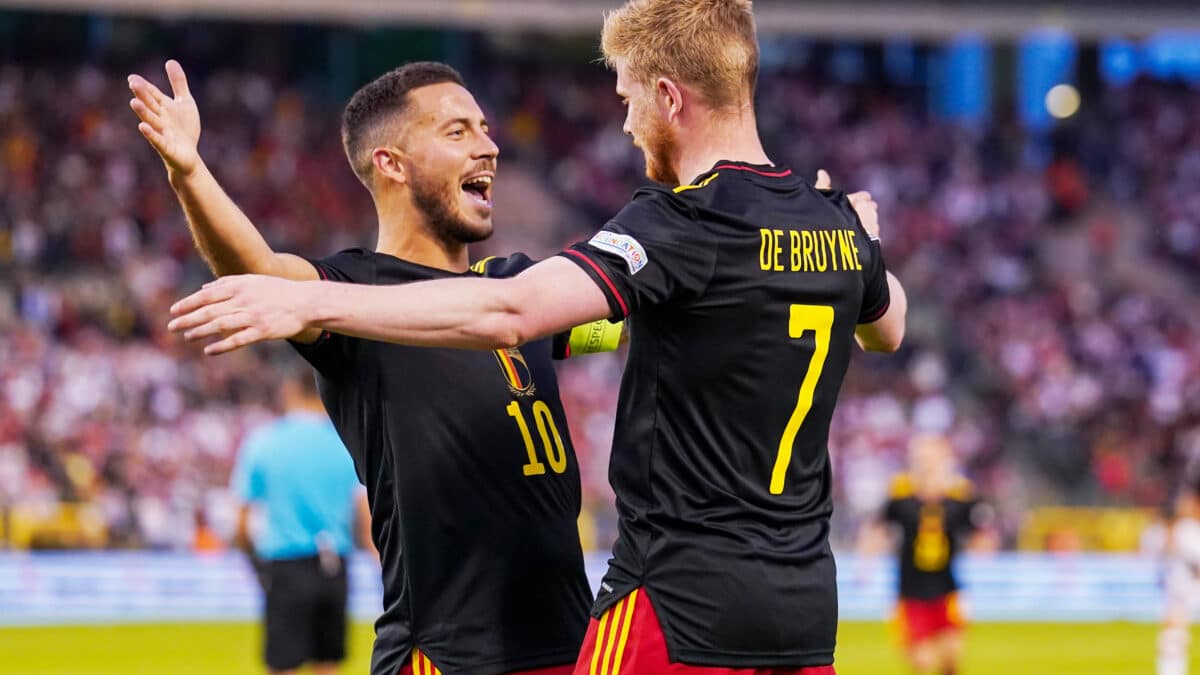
[448,127,465,138]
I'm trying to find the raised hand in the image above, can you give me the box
[128,60,201,177]
[815,169,880,241]
[814,169,833,191]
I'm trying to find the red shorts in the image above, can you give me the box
[398,649,573,675]
[894,593,965,647]
[572,588,836,675]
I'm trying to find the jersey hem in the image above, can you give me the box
[858,300,890,324]
[417,647,579,674]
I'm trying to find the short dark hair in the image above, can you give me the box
[341,61,467,187]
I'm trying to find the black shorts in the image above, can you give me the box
[262,555,349,671]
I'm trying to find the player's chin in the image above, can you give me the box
[465,219,494,242]
[453,205,494,242]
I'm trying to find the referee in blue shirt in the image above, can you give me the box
[232,368,369,675]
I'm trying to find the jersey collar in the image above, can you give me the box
[680,160,794,189]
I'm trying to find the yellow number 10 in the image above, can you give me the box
[770,304,834,495]
[507,400,568,476]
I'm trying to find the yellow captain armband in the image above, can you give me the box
[551,320,624,359]
[567,320,624,356]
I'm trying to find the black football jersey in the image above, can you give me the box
[291,250,590,675]
[559,160,891,667]
[883,474,981,599]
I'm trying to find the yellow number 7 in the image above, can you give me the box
[770,304,834,494]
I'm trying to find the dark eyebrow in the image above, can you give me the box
[441,117,488,130]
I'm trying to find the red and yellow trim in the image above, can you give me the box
[410,649,443,675]
[588,589,639,675]
[563,250,629,317]
[712,163,793,178]
[495,348,525,390]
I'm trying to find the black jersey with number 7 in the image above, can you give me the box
[560,160,890,667]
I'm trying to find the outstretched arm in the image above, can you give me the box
[128,60,316,282]
[169,257,613,355]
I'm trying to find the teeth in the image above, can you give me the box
[464,176,492,187]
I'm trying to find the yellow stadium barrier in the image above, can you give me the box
[3,502,108,550]
[1019,506,1157,552]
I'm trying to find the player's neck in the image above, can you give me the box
[675,112,771,185]
[374,204,470,273]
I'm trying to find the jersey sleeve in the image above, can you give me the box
[857,236,891,324]
[289,249,374,376]
[820,190,891,324]
[947,478,987,533]
[882,474,914,523]
[882,498,902,524]
[558,188,717,320]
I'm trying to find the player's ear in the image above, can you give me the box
[656,77,684,123]
[372,147,407,187]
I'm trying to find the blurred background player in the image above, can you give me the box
[1158,477,1200,675]
[861,435,994,675]
[230,366,369,675]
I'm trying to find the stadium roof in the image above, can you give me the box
[1,0,1198,39]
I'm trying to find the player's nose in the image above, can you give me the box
[475,131,500,159]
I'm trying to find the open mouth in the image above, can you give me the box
[461,175,493,209]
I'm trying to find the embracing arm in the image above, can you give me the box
[170,257,614,354]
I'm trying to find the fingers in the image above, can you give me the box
[204,327,264,356]
[848,191,878,215]
[169,281,238,326]
[168,299,233,335]
[182,310,254,342]
[165,60,191,99]
[129,97,163,128]
[848,190,875,205]
[127,74,168,113]
[815,169,832,191]
[137,121,168,152]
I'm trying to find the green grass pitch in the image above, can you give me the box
[0,621,1185,674]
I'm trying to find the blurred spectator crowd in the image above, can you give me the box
[1,40,1199,551]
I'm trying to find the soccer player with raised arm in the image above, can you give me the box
[168,1,907,672]
[131,60,626,675]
